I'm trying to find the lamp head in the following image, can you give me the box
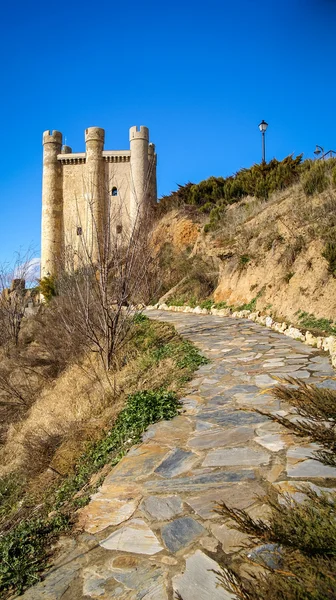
[314,145,323,156]
[258,120,268,133]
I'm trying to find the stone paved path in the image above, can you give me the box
[22,311,336,600]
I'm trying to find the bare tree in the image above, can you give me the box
[50,168,159,373]
[0,248,39,348]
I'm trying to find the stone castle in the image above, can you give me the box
[41,126,157,277]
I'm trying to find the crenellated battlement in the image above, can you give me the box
[129,125,149,142]
[85,127,105,144]
[43,130,62,145]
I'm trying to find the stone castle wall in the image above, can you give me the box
[41,126,157,277]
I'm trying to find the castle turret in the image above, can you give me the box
[41,130,63,277]
[129,126,149,229]
[85,127,105,262]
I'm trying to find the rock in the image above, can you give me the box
[173,550,235,600]
[155,448,199,478]
[186,481,266,518]
[273,321,288,332]
[254,433,288,452]
[287,459,336,478]
[284,326,305,341]
[158,303,168,310]
[203,447,270,468]
[77,482,142,533]
[265,316,273,328]
[322,335,336,353]
[305,331,318,346]
[248,311,260,321]
[141,495,184,521]
[187,426,254,450]
[161,517,205,552]
[100,518,164,554]
[210,522,250,552]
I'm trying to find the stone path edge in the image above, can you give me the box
[147,304,336,369]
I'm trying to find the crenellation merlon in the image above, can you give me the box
[129,125,149,141]
[43,130,62,145]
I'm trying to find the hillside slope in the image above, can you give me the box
[153,177,336,328]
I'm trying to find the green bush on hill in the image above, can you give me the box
[158,156,336,234]
[158,155,304,221]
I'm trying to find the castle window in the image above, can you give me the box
[77,226,82,235]
[111,187,118,196]
[116,224,122,234]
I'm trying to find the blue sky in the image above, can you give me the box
[0,0,335,263]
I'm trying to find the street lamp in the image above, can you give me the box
[314,145,324,159]
[258,120,268,163]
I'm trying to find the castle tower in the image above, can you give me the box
[148,143,157,207]
[85,127,105,262]
[129,126,149,229]
[41,130,63,277]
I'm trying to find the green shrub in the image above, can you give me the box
[37,276,56,302]
[322,240,336,276]
[217,378,336,600]
[158,155,303,216]
[0,515,70,595]
[302,161,329,196]
[332,166,336,188]
[214,301,228,309]
[238,254,250,268]
[297,310,336,335]
[199,299,214,310]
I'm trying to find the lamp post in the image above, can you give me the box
[314,145,324,159]
[258,120,268,163]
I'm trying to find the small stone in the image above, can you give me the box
[254,433,288,452]
[210,522,250,552]
[161,517,205,553]
[200,536,219,551]
[160,556,178,565]
[266,464,284,482]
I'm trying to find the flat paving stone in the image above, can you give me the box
[187,426,254,450]
[105,444,169,482]
[287,459,336,479]
[186,481,266,518]
[155,448,199,478]
[255,433,289,452]
[197,410,267,427]
[100,519,164,555]
[78,483,142,533]
[144,469,255,493]
[173,550,235,600]
[140,495,183,521]
[203,447,270,468]
[161,516,205,552]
